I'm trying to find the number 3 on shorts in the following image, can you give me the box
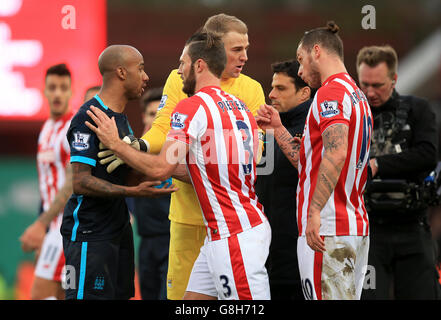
[219,275,232,298]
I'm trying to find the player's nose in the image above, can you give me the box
[241,50,248,62]
[143,72,149,82]
[268,88,277,100]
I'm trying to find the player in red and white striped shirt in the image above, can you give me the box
[297,73,371,238]
[257,22,372,300]
[20,64,74,300]
[87,32,271,300]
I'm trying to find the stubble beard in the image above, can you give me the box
[182,65,196,96]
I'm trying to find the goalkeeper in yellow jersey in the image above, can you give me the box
[99,13,266,300]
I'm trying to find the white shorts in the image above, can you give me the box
[34,214,65,282]
[186,220,271,300]
[297,235,369,300]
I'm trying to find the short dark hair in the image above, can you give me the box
[140,86,163,112]
[185,32,226,79]
[45,63,71,80]
[299,21,344,60]
[356,45,398,79]
[271,60,309,91]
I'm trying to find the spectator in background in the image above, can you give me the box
[357,45,440,299]
[20,63,74,300]
[256,60,312,300]
[132,87,171,300]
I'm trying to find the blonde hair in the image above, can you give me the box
[202,13,248,36]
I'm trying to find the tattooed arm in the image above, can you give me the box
[72,163,177,198]
[256,104,301,169]
[273,127,301,169]
[85,106,189,181]
[306,123,349,252]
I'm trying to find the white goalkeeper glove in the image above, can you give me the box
[98,135,148,173]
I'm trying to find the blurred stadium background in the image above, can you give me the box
[0,0,439,299]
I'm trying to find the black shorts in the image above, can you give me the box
[63,224,135,300]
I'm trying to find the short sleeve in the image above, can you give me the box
[166,99,207,145]
[314,84,350,134]
[67,112,99,167]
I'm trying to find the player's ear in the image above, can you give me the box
[301,86,311,100]
[391,74,397,88]
[116,66,127,80]
[313,44,320,59]
[196,59,205,73]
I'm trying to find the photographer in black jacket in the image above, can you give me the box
[357,45,440,299]
[256,60,312,300]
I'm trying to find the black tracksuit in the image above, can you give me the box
[362,90,440,299]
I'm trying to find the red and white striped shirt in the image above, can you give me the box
[37,111,73,225]
[167,86,266,241]
[297,73,372,237]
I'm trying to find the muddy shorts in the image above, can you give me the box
[297,235,369,300]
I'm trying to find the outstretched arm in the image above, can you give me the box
[85,106,189,181]
[72,162,177,198]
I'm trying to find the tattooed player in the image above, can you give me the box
[256,21,372,300]
[61,45,177,300]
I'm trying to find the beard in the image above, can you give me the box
[182,65,196,96]
[307,60,322,89]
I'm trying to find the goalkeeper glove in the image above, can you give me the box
[98,135,148,173]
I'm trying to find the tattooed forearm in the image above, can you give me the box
[310,166,339,212]
[81,175,129,196]
[274,127,301,169]
[72,163,130,197]
[309,124,348,213]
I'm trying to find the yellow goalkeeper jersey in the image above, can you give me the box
[141,69,265,225]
